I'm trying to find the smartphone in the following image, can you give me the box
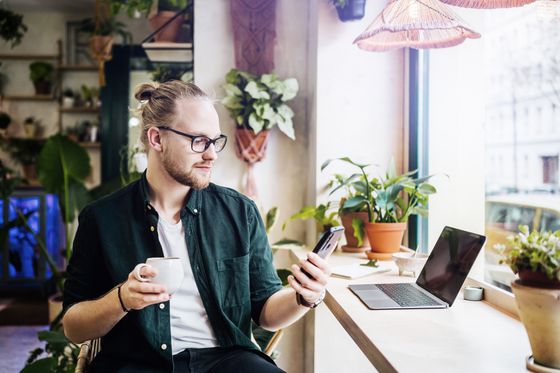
[300,226,344,280]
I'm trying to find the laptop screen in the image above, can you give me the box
[416,226,486,306]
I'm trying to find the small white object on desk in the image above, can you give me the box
[331,263,391,280]
[392,252,429,277]
[463,286,484,301]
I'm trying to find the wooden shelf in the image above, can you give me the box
[0,53,58,60]
[79,142,101,149]
[58,65,98,72]
[4,95,55,101]
[59,107,100,114]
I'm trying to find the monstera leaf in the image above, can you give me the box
[37,134,91,225]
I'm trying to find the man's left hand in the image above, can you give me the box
[288,252,331,305]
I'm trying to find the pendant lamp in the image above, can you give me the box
[354,0,481,52]
[439,0,535,9]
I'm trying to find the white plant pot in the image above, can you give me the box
[23,123,36,138]
[511,280,560,369]
[133,152,148,173]
[62,97,75,108]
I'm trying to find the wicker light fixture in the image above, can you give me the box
[440,0,535,9]
[353,0,481,52]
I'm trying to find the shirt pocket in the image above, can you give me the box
[216,254,250,308]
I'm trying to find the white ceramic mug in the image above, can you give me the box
[133,257,184,294]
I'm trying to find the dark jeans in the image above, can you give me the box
[173,347,286,373]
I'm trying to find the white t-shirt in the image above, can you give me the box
[157,218,218,354]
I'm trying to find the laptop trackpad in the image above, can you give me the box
[349,285,400,308]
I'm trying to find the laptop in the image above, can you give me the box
[349,226,486,310]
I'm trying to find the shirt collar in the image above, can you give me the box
[139,171,201,217]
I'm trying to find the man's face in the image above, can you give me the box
[160,99,222,189]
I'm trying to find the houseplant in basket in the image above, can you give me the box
[222,68,299,197]
[322,157,437,260]
[498,225,560,370]
[0,8,28,48]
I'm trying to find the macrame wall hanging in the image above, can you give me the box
[230,0,277,199]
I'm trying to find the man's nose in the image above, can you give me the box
[202,143,218,160]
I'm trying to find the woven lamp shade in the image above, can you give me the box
[440,0,535,8]
[354,0,481,52]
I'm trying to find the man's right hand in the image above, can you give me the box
[120,266,170,311]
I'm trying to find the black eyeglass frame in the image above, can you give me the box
[156,126,228,153]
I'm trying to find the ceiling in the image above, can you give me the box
[2,0,95,12]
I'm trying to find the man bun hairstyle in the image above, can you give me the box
[134,80,209,149]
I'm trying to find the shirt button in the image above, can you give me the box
[159,303,165,310]
[161,343,167,350]
[150,226,155,232]
[193,208,198,214]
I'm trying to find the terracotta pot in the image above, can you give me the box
[364,222,407,260]
[511,280,560,369]
[33,81,51,95]
[148,11,184,42]
[235,128,270,164]
[518,269,560,289]
[340,211,370,253]
[89,36,114,61]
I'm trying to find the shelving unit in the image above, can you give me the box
[59,107,99,114]
[3,95,56,101]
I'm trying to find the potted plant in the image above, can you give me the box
[331,0,367,22]
[0,112,12,136]
[322,157,437,260]
[327,172,371,253]
[61,88,75,108]
[0,9,28,48]
[222,68,299,161]
[498,226,560,369]
[151,63,191,83]
[283,201,341,235]
[29,62,54,95]
[23,116,40,138]
[0,137,45,182]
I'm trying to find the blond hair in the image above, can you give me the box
[134,80,209,149]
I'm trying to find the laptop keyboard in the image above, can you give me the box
[376,283,442,307]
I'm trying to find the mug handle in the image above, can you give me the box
[133,263,152,282]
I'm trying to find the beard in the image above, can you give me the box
[162,147,211,190]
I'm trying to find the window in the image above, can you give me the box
[542,155,559,184]
[419,3,560,290]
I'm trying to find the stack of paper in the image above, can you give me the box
[331,263,391,279]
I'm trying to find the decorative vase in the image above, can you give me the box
[340,211,370,253]
[364,222,407,260]
[148,11,184,42]
[336,0,366,22]
[511,280,560,369]
[62,97,75,108]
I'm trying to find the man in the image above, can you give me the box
[62,80,331,373]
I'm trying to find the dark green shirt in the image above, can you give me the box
[63,174,283,373]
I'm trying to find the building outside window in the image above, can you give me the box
[421,3,560,291]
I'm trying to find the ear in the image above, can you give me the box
[147,127,163,153]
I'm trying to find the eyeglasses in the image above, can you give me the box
[157,126,228,153]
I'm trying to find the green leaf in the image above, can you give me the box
[351,217,365,247]
[248,113,264,133]
[260,73,278,88]
[276,114,295,140]
[343,196,367,209]
[418,183,437,194]
[37,134,91,224]
[245,81,270,100]
[265,207,278,234]
[272,238,304,246]
[221,95,243,110]
[281,78,299,101]
[21,357,56,373]
[360,260,379,268]
[223,83,242,97]
[261,103,276,122]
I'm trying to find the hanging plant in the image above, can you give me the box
[331,0,366,22]
[0,9,28,48]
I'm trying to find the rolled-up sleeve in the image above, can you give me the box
[248,203,283,325]
[63,206,108,312]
